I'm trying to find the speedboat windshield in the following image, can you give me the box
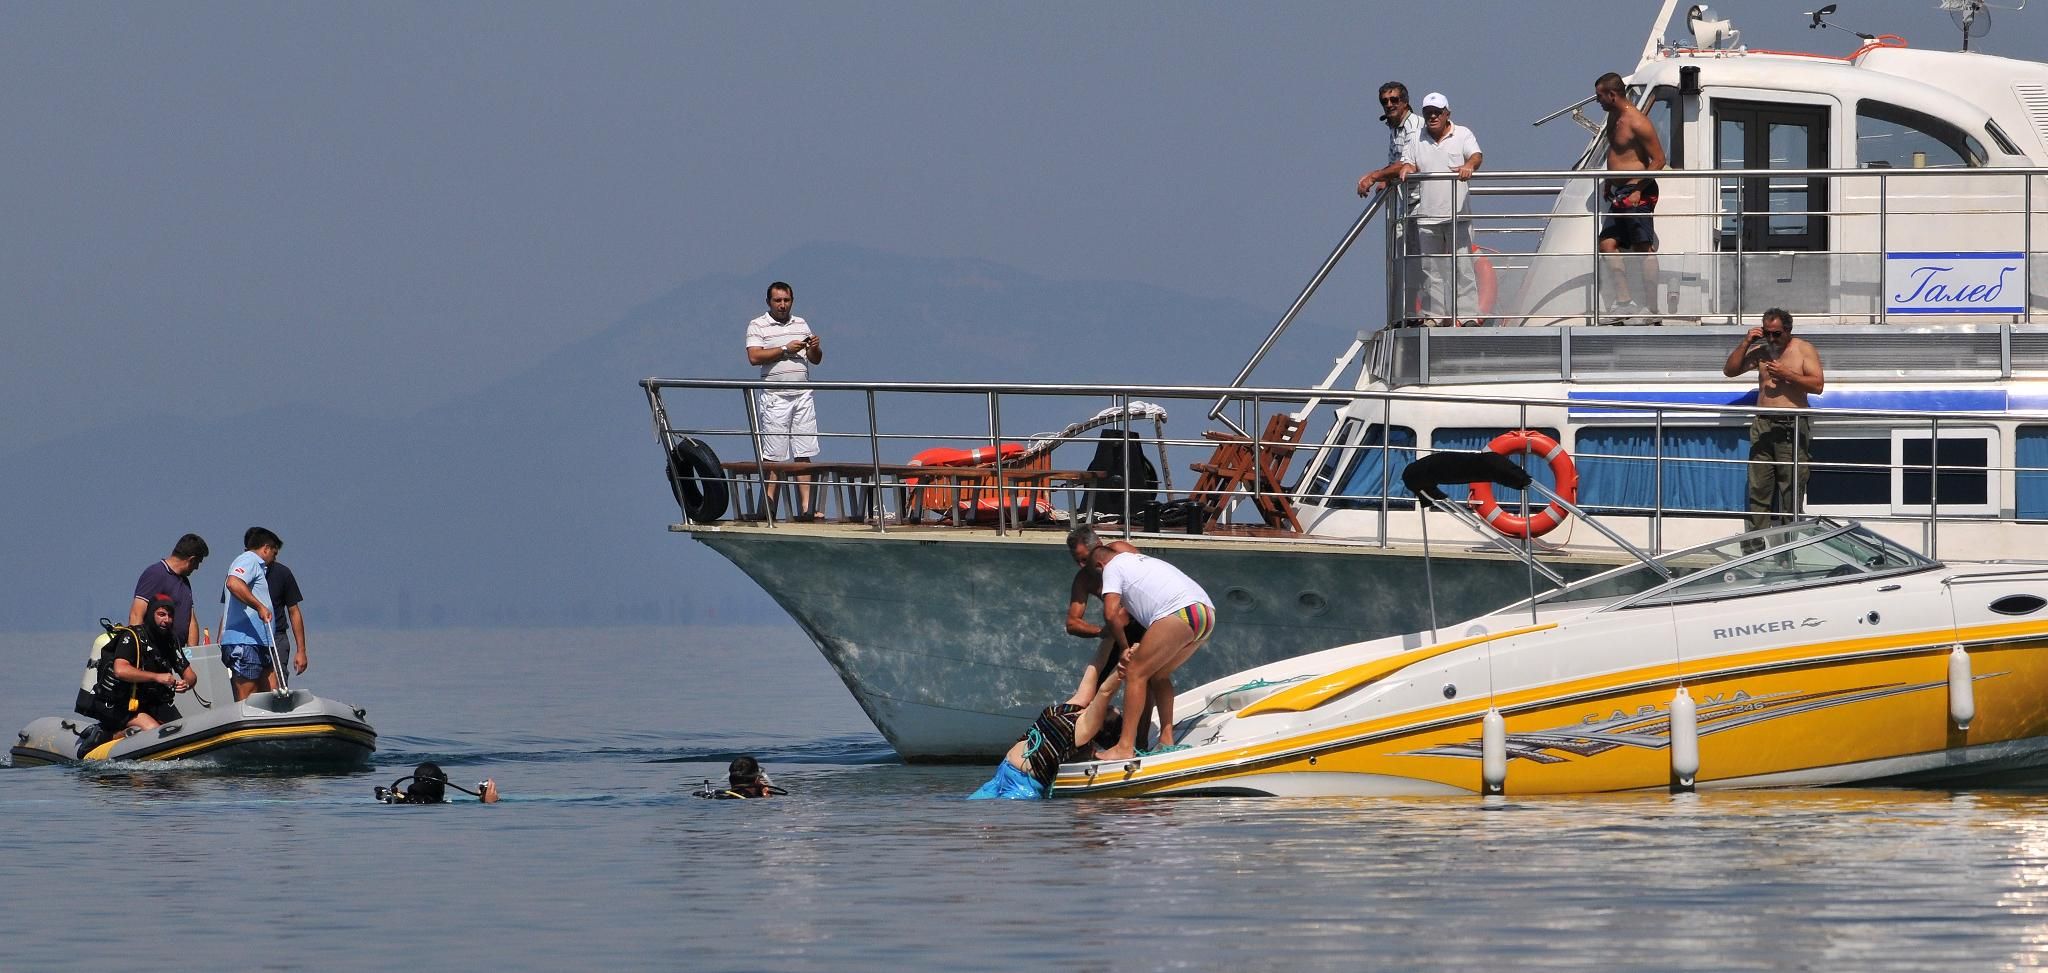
[1519,520,1938,611]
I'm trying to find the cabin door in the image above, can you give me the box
[1714,100,1831,316]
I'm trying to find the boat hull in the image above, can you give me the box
[9,692,376,770]
[1055,618,2048,797]
[693,525,1609,761]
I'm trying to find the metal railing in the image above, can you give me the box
[643,376,2048,563]
[1213,163,2048,419]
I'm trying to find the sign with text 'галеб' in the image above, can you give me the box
[1884,251,2024,315]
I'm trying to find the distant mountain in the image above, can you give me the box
[3,243,1347,632]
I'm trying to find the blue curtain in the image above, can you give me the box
[2019,426,2048,520]
[1328,425,1417,509]
[1428,428,1563,504]
[1575,426,1747,514]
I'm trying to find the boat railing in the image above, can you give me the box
[642,376,2048,562]
[1215,165,2048,401]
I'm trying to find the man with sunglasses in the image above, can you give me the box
[1359,82,1426,325]
[1723,309,1826,545]
[1357,81,1423,201]
[128,532,207,648]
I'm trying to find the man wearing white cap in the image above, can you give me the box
[1396,92,1484,325]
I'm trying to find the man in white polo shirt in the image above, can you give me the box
[744,280,825,518]
[1089,545,1217,761]
[1397,91,1484,326]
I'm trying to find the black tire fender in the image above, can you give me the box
[667,437,730,522]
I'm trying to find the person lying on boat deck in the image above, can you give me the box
[970,673,1127,800]
[1722,308,1825,553]
[707,755,786,799]
[1594,70,1666,325]
[1090,546,1217,762]
[745,280,825,520]
[220,527,283,701]
[376,761,500,804]
[266,557,310,677]
[129,532,207,648]
[1064,527,1144,707]
[82,594,199,736]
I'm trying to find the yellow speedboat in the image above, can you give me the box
[1056,454,2048,798]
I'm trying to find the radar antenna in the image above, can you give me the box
[1940,0,2027,51]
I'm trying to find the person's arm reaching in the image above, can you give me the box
[226,576,272,625]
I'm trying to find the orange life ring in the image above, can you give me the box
[1469,430,1577,538]
[1408,245,1498,323]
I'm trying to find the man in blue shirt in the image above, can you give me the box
[221,527,283,700]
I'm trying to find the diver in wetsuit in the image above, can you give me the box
[699,756,788,799]
[79,594,200,742]
[375,762,500,803]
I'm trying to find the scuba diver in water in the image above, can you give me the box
[375,762,500,804]
[77,594,202,752]
[695,755,789,799]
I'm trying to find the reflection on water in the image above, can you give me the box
[7,627,2048,970]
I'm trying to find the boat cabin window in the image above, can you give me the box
[2019,425,2048,521]
[1647,86,1681,169]
[1716,100,1830,252]
[1808,427,1998,517]
[1856,100,1987,169]
[1575,425,1746,516]
[1309,423,1418,509]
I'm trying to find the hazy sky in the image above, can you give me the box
[6,1,2043,455]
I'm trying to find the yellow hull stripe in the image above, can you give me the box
[1057,616,2048,795]
[1237,623,1556,716]
[85,722,374,763]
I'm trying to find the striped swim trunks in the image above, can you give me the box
[1172,602,1217,643]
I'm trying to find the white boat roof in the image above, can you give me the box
[1631,42,2048,162]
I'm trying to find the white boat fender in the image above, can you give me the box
[1669,687,1700,792]
[1480,709,1507,795]
[1949,645,1975,730]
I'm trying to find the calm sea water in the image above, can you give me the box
[8,624,2048,971]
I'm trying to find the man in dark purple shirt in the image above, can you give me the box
[267,559,309,674]
[128,533,208,647]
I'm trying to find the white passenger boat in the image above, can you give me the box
[643,2,2048,761]
[1054,452,2048,797]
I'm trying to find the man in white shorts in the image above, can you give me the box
[745,281,824,518]
[1089,545,1218,761]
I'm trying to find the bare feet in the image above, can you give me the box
[1094,745,1137,761]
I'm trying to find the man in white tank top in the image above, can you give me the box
[1090,546,1218,761]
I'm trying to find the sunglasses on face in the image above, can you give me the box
[1380,96,1404,106]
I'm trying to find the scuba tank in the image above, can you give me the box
[74,620,140,723]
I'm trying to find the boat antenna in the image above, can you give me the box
[1941,0,2027,51]
[1806,4,1876,40]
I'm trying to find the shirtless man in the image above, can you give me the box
[1594,71,1667,324]
[1723,308,1825,548]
